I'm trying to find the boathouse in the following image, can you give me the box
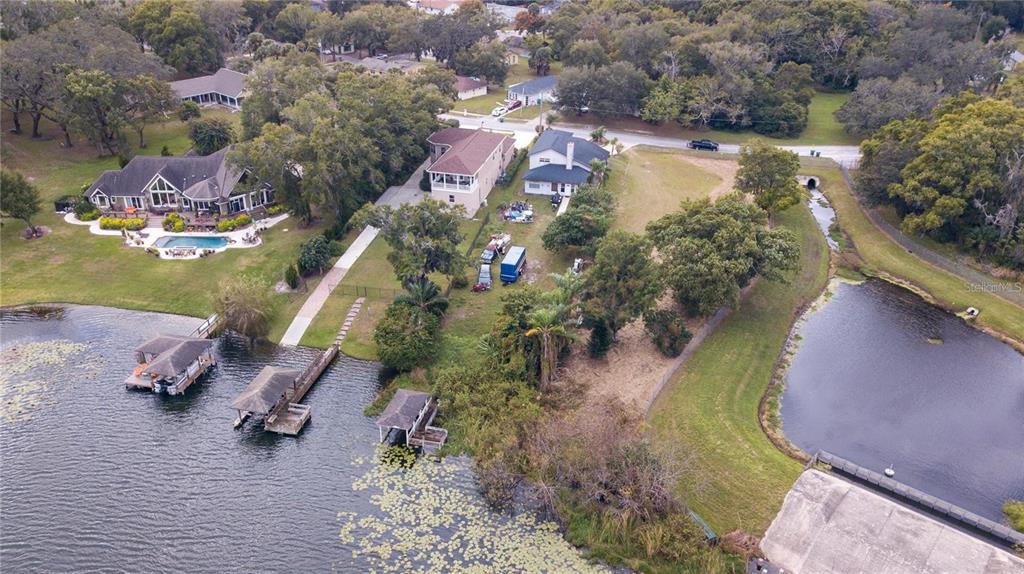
[376,389,448,450]
[230,366,301,428]
[126,335,215,395]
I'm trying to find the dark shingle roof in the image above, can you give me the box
[377,389,432,430]
[455,76,487,93]
[426,128,512,176]
[508,75,557,96]
[142,338,213,377]
[532,129,609,166]
[87,147,243,200]
[169,68,247,99]
[231,366,301,414]
[524,164,591,185]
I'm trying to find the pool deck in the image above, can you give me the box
[64,212,289,259]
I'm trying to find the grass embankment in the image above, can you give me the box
[559,91,859,147]
[821,168,1024,344]
[0,111,324,339]
[647,197,830,536]
[1005,500,1024,532]
[606,147,722,233]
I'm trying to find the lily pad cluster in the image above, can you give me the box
[1,340,89,423]
[338,453,607,573]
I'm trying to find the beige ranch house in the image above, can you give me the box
[426,127,516,217]
[169,68,247,110]
[85,146,273,216]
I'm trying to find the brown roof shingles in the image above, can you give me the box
[426,128,513,176]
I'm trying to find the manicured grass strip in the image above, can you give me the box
[607,148,722,233]
[648,201,829,536]
[822,168,1024,343]
[800,92,860,146]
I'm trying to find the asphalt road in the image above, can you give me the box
[441,112,862,166]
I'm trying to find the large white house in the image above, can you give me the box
[169,68,247,110]
[523,129,609,196]
[426,128,516,217]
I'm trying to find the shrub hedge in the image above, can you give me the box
[216,214,252,233]
[99,217,146,231]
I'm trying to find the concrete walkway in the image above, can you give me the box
[278,161,427,346]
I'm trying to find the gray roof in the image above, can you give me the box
[231,366,301,414]
[377,389,432,430]
[532,129,609,165]
[169,68,247,99]
[524,164,591,185]
[142,338,213,377]
[87,147,245,201]
[508,75,558,96]
[136,335,194,355]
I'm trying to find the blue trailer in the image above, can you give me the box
[499,246,527,284]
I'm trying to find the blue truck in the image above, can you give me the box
[499,246,527,285]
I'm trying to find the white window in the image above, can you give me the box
[250,191,263,208]
[93,193,109,208]
[125,197,144,209]
[229,196,245,213]
[528,182,541,189]
[448,195,455,203]
[539,158,550,164]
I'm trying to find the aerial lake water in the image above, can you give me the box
[780,279,1024,521]
[0,305,602,573]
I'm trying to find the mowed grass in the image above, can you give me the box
[648,197,830,536]
[606,148,722,233]
[559,91,860,147]
[823,168,1024,343]
[0,110,325,340]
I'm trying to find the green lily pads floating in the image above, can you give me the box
[1,340,90,423]
[339,452,607,573]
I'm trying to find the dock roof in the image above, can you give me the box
[142,338,213,377]
[231,366,301,414]
[377,389,432,430]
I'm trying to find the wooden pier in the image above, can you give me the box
[263,345,338,435]
[188,313,223,339]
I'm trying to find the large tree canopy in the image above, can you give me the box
[355,200,468,282]
[128,0,223,75]
[735,142,803,215]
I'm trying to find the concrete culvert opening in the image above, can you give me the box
[807,178,817,189]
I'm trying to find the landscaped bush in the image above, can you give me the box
[419,169,431,192]
[328,240,346,257]
[504,148,529,180]
[643,309,692,358]
[587,320,612,358]
[99,216,146,231]
[215,214,252,232]
[449,272,469,290]
[297,236,331,275]
[266,204,286,216]
[74,200,100,221]
[162,212,185,232]
[285,264,300,289]
[374,303,440,372]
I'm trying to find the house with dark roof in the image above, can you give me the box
[455,76,488,100]
[426,127,516,217]
[169,68,247,110]
[524,129,609,197]
[86,146,274,216]
[507,75,558,106]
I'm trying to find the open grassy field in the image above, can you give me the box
[0,111,325,340]
[606,147,723,233]
[822,168,1024,343]
[648,195,830,536]
[559,91,859,147]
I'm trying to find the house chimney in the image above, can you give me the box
[565,140,574,170]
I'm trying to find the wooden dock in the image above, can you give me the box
[263,345,338,435]
[188,313,223,339]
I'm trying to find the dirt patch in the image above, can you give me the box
[680,155,737,200]
[20,226,51,240]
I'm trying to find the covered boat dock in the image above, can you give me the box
[125,335,215,395]
[376,389,448,451]
[230,366,301,429]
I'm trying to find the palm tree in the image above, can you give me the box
[214,277,272,347]
[396,276,449,316]
[545,271,583,307]
[589,159,608,186]
[525,305,576,391]
[590,125,607,143]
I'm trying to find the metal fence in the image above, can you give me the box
[333,284,400,300]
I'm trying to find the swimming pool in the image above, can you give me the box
[153,235,229,249]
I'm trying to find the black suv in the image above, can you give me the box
[687,139,719,151]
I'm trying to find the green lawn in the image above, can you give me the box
[606,147,722,233]
[559,91,860,147]
[648,197,830,536]
[823,168,1024,344]
[0,111,325,340]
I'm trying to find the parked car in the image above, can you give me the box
[479,233,512,263]
[550,194,563,209]
[473,264,492,292]
[491,106,507,117]
[506,99,523,111]
[500,246,527,285]
[687,139,719,151]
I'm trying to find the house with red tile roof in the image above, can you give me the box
[426,128,516,217]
